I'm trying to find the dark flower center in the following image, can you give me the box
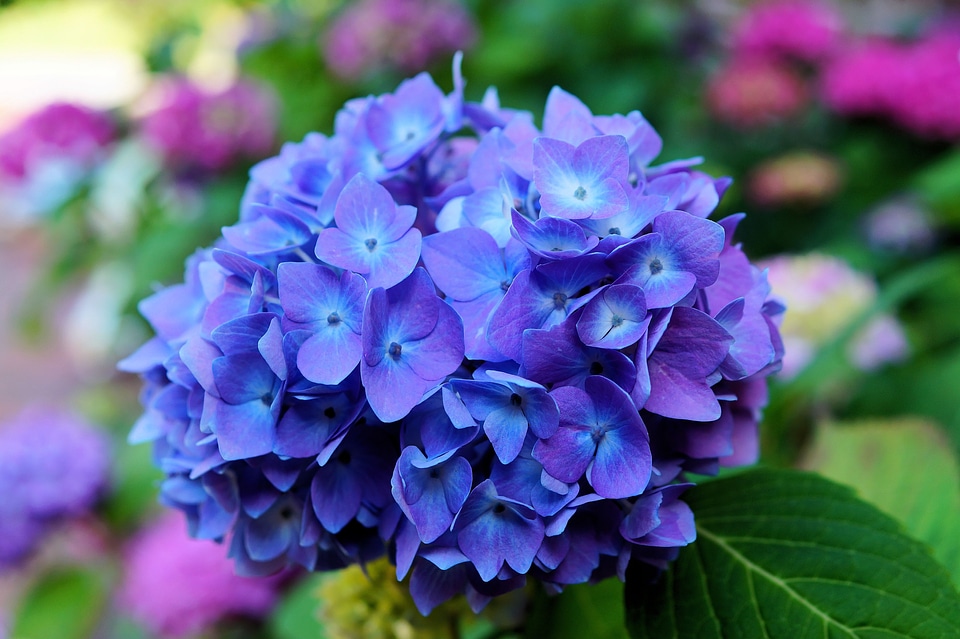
[493,503,506,514]
[389,342,403,360]
[649,258,663,275]
[553,292,568,310]
[429,469,440,479]
[500,280,511,292]
[608,227,621,235]
[573,186,587,201]
[324,406,336,419]
[589,361,604,375]
[327,312,341,325]
[510,393,523,407]
[365,238,378,251]
[338,450,352,465]
[611,315,624,328]
[279,506,294,520]
[261,392,274,405]
[591,425,608,444]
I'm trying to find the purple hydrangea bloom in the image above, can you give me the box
[122,59,783,613]
[0,102,114,220]
[0,407,110,568]
[138,76,277,173]
[322,0,477,81]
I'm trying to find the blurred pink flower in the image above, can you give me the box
[821,27,960,140]
[322,0,476,80]
[119,513,284,638]
[138,77,277,173]
[706,56,807,127]
[0,103,114,181]
[0,103,115,220]
[731,0,844,62]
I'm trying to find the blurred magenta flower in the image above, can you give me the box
[0,407,110,569]
[760,253,908,378]
[119,512,285,638]
[0,103,115,220]
[730,0,844,62]
[138,77,277,173]
[322,0,476,80]
[822,26,960,140]
[706,56,807,127]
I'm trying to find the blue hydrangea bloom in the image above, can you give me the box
[0,407,110,569]
[121,58,784,614]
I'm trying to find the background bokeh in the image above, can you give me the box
[1,1,958,637]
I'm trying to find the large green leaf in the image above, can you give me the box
[803,419,960,587]
[625,469,960,638]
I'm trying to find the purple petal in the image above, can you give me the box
[332,173,416,242]
[454,480,544,582]
[214,399,277,461]
[576,284,649,349]
[645,307,732,421]
[511,210,597,259]
[311,461,362,533]
[421,227,505,301]
[532,385,596,483]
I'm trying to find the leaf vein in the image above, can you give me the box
[699,525,859,639]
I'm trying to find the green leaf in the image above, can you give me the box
[10,566,112,639]
[526,578,629,639]
[802,419,960,587]
[266,573,328,639]
[625,468,960,638]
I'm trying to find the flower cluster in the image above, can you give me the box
[710,1,960,141]
[122,59,783,613]
[138,76,278,173]
[760,253,907,378]
[321,0,476,80]
[728,0,842,63]
[119,511,286,638]
[0,102,115,221]
[821,26,960,140]
[0,407,110,569]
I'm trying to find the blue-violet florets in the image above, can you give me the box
[121,56,784,614]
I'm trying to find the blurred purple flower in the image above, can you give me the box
[0,407,110,569]
[138,76,277,172]
[322,0,476,80]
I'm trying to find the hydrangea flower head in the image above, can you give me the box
[730,0,844,62]
[138,76,277,172]
[122,58,783,612]
[119,512,285,638]
[0,407,110,568]
[821,26,960,141]
[0,102,114,220]
[322,0,477,80]
[705,56,807,127]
